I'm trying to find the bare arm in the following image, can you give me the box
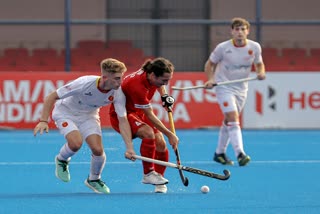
[254,62,266,80]
[158,86,166,95]
[204,59,218,88]
[33,91,59,136]
[142,107,178,150]
[118,115,136,160]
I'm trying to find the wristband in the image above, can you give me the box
[39,120,48,123]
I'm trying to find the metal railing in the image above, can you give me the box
[0,0,319,71]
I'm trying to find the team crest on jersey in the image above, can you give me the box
[62,122,68,127]
[248,49,253,55]
[108,96,114,101]
[223,101,229,107]
[135,121,142,126]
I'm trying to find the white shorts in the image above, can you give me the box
[52,106,102,140]
[215,87,247,113]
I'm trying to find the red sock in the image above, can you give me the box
[140,138,156,174]
[155,149,169,176]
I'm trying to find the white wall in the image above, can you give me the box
[243,72,320,129]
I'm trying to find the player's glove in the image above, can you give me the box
[161,94,175,108]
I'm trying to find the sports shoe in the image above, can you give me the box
[213,153,234,165]
[84,178,110,194]
[55,156,70,182]
[238,153,251,166]
[155,184,167,193]
[142,171,169,185]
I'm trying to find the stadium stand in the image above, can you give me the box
[0,40,319,72]
[310,48,320,57]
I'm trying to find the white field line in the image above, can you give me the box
[1,160,320,166]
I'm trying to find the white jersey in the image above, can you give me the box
[54,75,126,118]
[209,39,262,94]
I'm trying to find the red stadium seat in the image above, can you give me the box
[305,65,320,71]
[0,56,16,66]
[14,56,39,66]
[32,48,58,58]
[4,48,29,57]
[310,48,320,57]
[41,56,65,66]
[53,65,66,71]
[0,65,17,71]
[263,55,292,71]
[303,56,320,71]
[281,48,307,58]
[262,48,279,57]
[18,65,57,72]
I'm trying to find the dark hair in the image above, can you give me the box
[142,57,174,77]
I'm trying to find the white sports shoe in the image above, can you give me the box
[155,184,167,193]
[142,171,169,185]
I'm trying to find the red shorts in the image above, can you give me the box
[110,112,159,138]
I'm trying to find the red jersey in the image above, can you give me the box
[110,70,158,119]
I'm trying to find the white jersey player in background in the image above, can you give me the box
[33,58,134,193]
[204,17,266,166]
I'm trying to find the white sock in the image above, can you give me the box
[226,122,244,157]
[89,153,106,180]
[215,123,229,154]
[57,143,76,161]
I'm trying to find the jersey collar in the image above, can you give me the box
[232,39,247,47]
[96,77,111,93]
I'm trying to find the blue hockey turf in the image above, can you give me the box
[1,129,320,214]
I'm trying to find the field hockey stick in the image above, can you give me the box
[167,109,189,186]
[171,76,258,91]
[162,87,189,186]
[133,155,231,181]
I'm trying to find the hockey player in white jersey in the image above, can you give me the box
[33,58,134,193]
[204,17,266,166]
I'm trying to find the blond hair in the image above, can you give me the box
[231,17,250,29]
[100,58,127,74]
